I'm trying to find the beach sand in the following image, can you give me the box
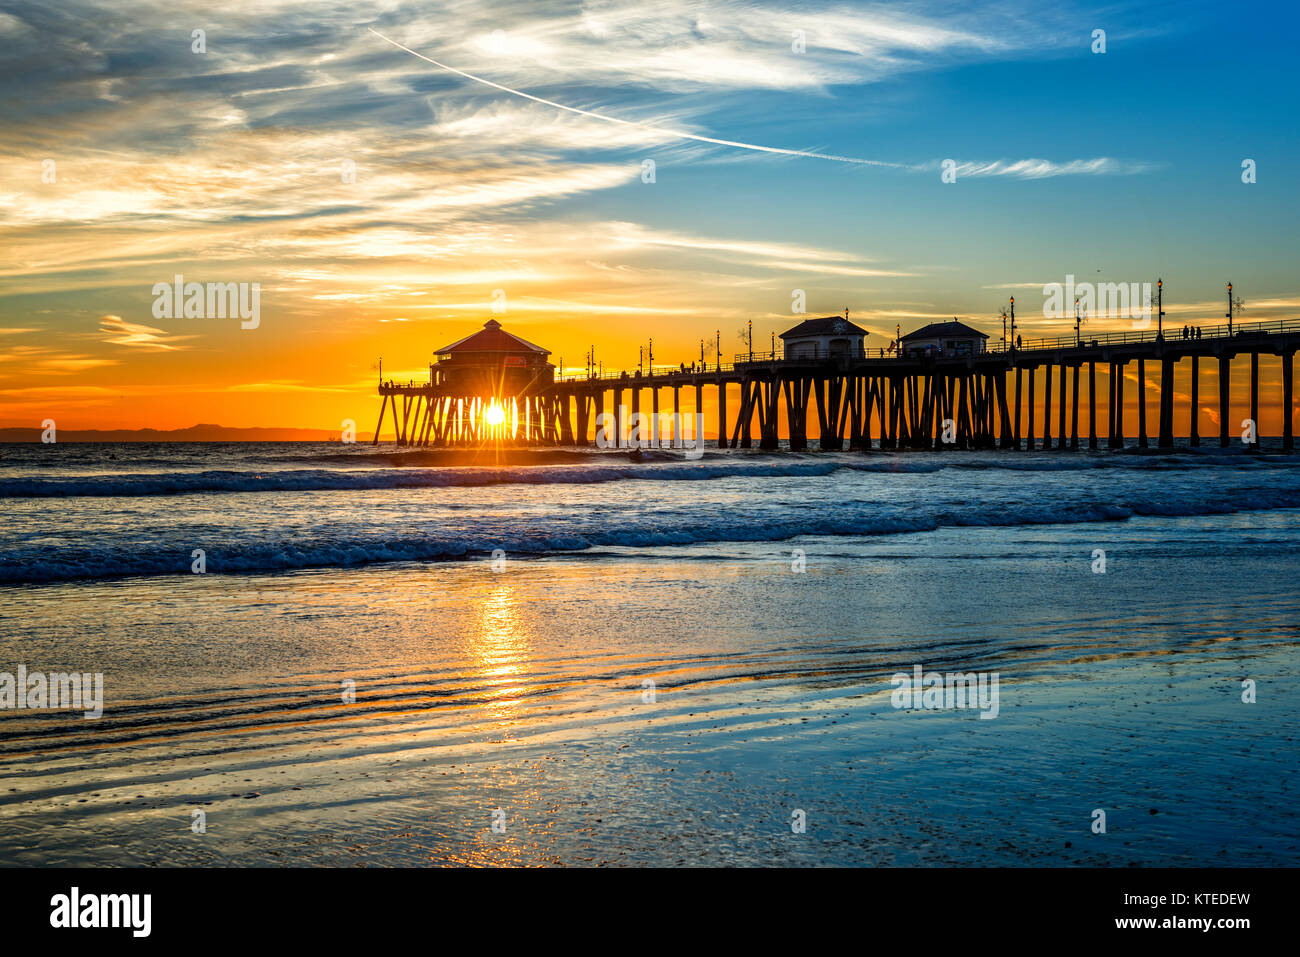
[3,510,1297,866]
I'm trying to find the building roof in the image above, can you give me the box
[780,315,870,339]
[435,319,550,357]
[900,320,989,342]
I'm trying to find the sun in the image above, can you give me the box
[483,401,507,428]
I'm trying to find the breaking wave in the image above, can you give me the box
[4,482,1299,584]
[3,447,1292,499]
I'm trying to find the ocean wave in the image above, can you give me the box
[3,448,1292,499]
[0,460,850,497]
[4,486,1298,584]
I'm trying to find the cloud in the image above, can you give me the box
[369,27,905,167]
[938,158,1160,180]
[605,222,917,276]
[37,356,117,372]
[382,0,1014,94]
[226,380,354,393]
[98,314,194,351]
[0,341,117,374]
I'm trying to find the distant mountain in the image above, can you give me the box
[0,423,379,442]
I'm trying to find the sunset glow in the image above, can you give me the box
[1,1,1295,436]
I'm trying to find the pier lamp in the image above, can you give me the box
[1009,297,1016,351]
[1227,282,1233,335]
[1157,278,1164,339]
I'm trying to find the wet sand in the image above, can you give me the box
[3,513,1297,866]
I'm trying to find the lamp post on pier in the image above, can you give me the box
[1156,278,1165,339]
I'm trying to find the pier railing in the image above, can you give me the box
[558,363,743,383]
[995,317,1300,354]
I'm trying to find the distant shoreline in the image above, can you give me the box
[0,425,372,443]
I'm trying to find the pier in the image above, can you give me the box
[374,317,1300,452]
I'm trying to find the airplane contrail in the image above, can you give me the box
[367,27,904,168]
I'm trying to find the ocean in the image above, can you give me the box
[1,441,1298,865]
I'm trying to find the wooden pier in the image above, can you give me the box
[374,318,1300,452]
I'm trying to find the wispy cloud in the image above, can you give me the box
[940,158,1160,179]
[606,222,916,275]
[99,314,194,351]
[369,26,906,168]
[226,380,354,393]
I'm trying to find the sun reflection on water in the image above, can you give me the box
[473,584,531,720]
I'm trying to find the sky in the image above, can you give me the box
[1,0,1297,431]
